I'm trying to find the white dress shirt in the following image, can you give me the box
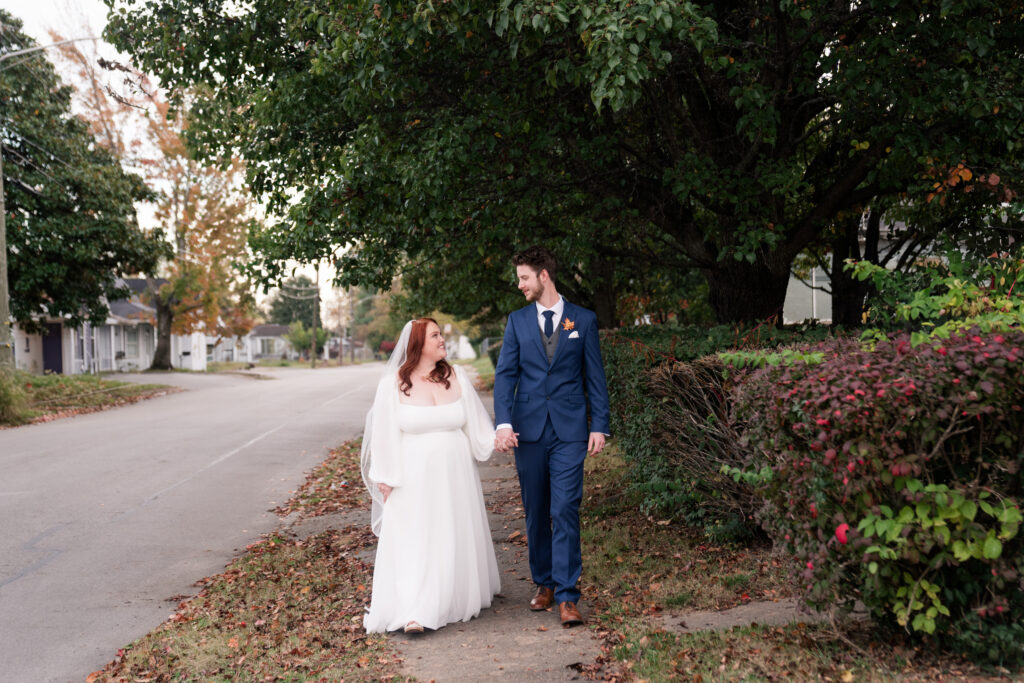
[535,297,565,335]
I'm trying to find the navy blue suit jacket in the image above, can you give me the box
[493,301,610,443]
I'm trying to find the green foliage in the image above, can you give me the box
[852,248,1024,345]
[0,367,28,424]
[0,370,168,425]
[104,0,1024,324]
[734,331,1024,666]
[601,322,836,540]
[1,12,166,332]
[284,321,327,358]
[719,348,826,371]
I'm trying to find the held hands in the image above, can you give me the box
[495,427,519,453]
[494,429,603,454]
[377,483,393,502]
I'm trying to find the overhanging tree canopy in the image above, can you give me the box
[105,0,1024,324]
[2,12,165,332]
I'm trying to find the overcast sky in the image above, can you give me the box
[1,0,111,45]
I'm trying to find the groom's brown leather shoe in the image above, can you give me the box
[559,601,584,627]
[529,586,555,611]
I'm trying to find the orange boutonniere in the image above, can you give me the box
[562,318,575,332]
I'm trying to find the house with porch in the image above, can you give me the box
[11,278,204,375]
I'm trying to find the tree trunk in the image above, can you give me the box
[590,256,618,329]
[830,210,879,327]
[150,283,174,371]
[704,259,791,325]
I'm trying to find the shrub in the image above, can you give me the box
[600,322,838,541]
[0,367,29,424]
[647,356,757,540]
[734,330,1024,666]
[851,247,1024,344]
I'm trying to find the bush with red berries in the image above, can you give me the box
[733,329,1024,666]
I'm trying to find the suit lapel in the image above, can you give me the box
[549,301,574,367]
[518,305,547,363]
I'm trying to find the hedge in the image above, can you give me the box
[599,322,837,540]
[734,330,1024,666]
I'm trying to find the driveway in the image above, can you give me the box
[0,364,382,683]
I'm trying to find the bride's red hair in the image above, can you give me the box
[398,318,453,395]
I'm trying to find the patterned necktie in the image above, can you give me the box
[542,310,555,338]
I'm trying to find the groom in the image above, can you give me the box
[493,246,610,627]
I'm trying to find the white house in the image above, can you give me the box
[12,278,198,375]
[248,323,299,361]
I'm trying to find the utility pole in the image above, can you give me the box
[0,148,10,368]
[310,265,319,368]
[349,287,355,365]
[0,35,100,370]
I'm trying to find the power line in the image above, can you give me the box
[278,282,319,291]
[13,131,77,171]
[4,146,61,187]
[274,289,319,301]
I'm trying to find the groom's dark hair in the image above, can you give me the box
[513,246,557,283]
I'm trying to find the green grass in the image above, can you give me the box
[0,370,169,426]
[456,355,495,390]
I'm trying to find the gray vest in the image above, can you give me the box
[542,321,560,363]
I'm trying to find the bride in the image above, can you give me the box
[361,317,500,633]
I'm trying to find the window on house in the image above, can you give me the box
[260,338,275,355]
[125,327,139,357]
[24,335,29,352]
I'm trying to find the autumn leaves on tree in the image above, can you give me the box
[50,32,258,368]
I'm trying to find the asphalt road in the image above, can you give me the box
[0,364,382,683]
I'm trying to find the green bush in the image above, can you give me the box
[600,322,837,541]
[0,368,29,424]
[734,330,1024,667]
[851,247,1024,344]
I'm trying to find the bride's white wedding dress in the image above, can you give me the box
[362,367,500,633]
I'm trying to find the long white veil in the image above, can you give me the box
[360,320,414,535]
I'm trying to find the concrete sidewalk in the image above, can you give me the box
[287,382,603,681]
[393,445,600,681]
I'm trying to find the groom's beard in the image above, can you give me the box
[524,282,544,302]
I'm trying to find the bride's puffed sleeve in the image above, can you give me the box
[457,366,497,461]
[366,373,403,487]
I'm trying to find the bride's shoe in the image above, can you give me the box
[404,621,424,634]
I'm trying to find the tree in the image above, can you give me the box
[349,287,404,354]
[2,12,165,333]
[140,99,258,369]
[46,33,259,370]
[265,275,323,330]
[105,0,1024,324]
[284,320,326,359]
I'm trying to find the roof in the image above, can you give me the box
[109,300,154,321]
